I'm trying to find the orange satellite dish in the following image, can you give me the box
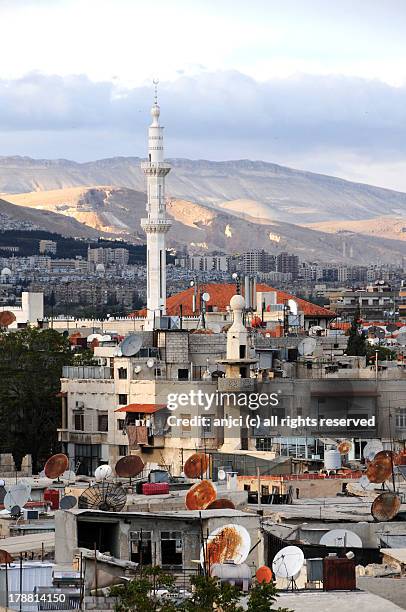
[44,453,69,479]
[0,549,13,564]
[184,453,210,479]
[115,455,144,478]
[0,311,16,327]
[371,492,401,522]
[366,455,392,484]
[256,565,273,583]
[206,498,235,509]
[337,440,352,455]
[185,480,216,510]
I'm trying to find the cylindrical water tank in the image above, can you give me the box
[324,449,341,471]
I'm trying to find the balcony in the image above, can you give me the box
[62,366,112,380]
[58,429,108,444]
[217,377,257,393]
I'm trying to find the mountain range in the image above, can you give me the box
[0,156,405,263]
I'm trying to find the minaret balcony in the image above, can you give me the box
[141,218,172,233]
[141,161,171,176]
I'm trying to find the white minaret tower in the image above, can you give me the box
[141,81,172,330]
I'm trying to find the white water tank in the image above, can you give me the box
[324,449,341,471]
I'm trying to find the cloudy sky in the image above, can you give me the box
[1,0,406,190]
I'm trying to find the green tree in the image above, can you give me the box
[346,307,367,356]
[0,327,73,472]
[110,567,178,612]
[247,581,292,612]
[180,575,243,612]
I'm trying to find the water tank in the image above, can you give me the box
[324,449,341,471]
[210,562,252,591]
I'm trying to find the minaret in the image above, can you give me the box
[141,82,172,330]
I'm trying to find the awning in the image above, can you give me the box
[115,403,166,414]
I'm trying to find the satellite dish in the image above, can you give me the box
[4,483,31,511]
[397,325,406,334]
[206,499,235,509]
[272,546,304,578]
[202,292,210,302]
[0,549,13,564]
[209,324,221,334]
[87,333,103,343]
[363,441,383,461]
[59,495,78,510]
[201,524,250,568]
[120,334,143,357]
[396,332,406,346]
[287,299,298,316]
[44,454,69,479]
[256,566,273,584]
[366,454,393,484]
[368,326,385,339]
[134,365,142,374]
[184,453,210,479]
[115,455,144,479]
[386,323,398,333]
[78,483,127,512]
[10,505,21,519]
[298,337,317,356]
[218,469,226,481]
[185,480,217,510]
[0,311,16,327]
[62,470,76,482]
[337,440,352,455]
[94,465,113,482]
[320,529,362,548]
[371,492,401,522]
[146,358,155,368]
[101,334,112,342]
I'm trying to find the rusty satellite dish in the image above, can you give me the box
[44,454,69,479]
[115,455,144,478]
[201,524,251,568]
[206,498,235,510]
[184,453,210,479]
[185,480,217,510]
[0,311,16,328]
[256,565,273,584]
[0,549,13,564]
[337,440,352,455]
[78,482,127,512]
[366,455,393,484]
[371,492,401,522]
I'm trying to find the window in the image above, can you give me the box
[98,414,108,432]
[130,531,152,564]
[396,408,406,429]
[74,413,84,431]
[177,368,189,380]
[118,445,128,456]
[118,368,127,379]
[161,531,183,566]
[180,413,191,434]
[239,345,246,358]
[117,419,125,430]
[202,415,214,437]
[118,394,127,406]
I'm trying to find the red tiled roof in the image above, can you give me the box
[132,283,335,319]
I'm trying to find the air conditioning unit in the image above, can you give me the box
[23,509,39,520]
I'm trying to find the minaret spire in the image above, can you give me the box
[141,82,172,330]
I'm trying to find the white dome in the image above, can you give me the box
[230,294,245,311]
[1,267,11,276]
[95,263,105,272]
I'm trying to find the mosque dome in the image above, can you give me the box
[230,294,245,311]
[1,267,12,276]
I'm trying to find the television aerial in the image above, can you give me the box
[272,546,304,588]
[371,492,401,522]
[320,529,362,548]
[287,299,298,316]
[59,495,78,510]
[44,454,69,480]
[363,440,383,462]
[4,483,31,512]
[120,334,143,357]
[115,455,144,479]
[297,337,317,356]
[200,524,250,568]
[94,465,113,482]
[78,482,127,512]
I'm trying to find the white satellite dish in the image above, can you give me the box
[272,546,304,579]
[287,299,298,316]
[134,365,142,374]
[4,483,31,511]
[209,324,221,334]
[200,524,250,567]
[359,475,371,490]
[101,334,112,342]
[397,325,406,335]
[363,440,383,461]
[146,358,155,368]
[120,334,143,357]
[88,333,103,343]
[94,465,112,482]
[396,332,406,347]
[309,325,323,336]
[202,292,210,303]
[320,529,362,548]
[218,469,226,481]
[62,470,77,482]
[298,337,317,356]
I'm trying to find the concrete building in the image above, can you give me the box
[0,291,44,328]
[276,252,299,279]
[39,239,57,255]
